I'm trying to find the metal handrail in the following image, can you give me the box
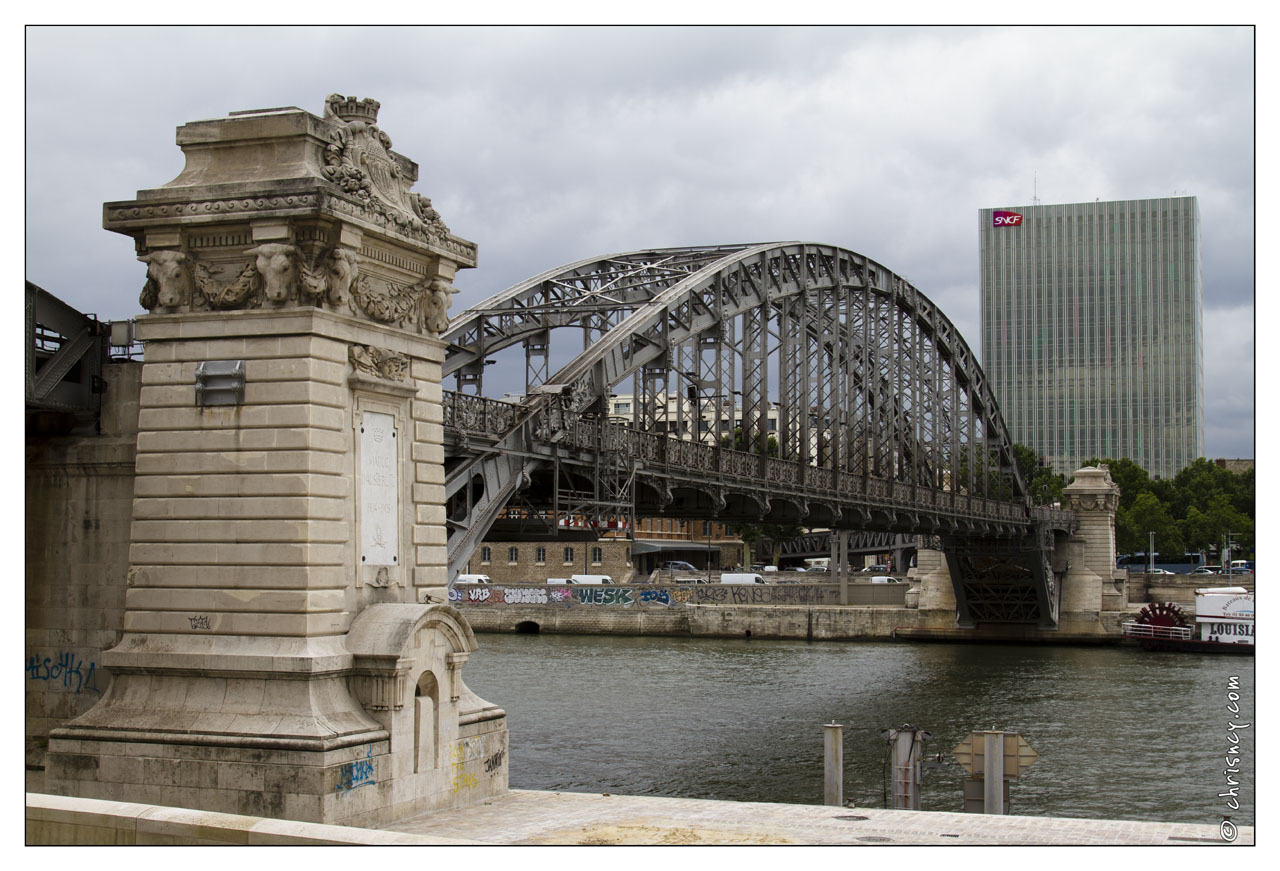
[1120,622,1193,641]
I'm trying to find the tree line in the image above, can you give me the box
[1015,446,1254,561]
[719,427,1253,565]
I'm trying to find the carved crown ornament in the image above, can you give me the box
[119,93,476,332]
[321,94,454,246]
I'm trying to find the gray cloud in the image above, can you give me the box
[25,25,1254,458]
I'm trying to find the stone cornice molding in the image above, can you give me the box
[105,94,477,335]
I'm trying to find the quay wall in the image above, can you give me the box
[453,582,1133,643]
[451,581,916,639]
[1126,574,1254,606]
[25,362,141,769]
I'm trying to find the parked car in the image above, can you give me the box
[869,576,901,584]
[1146,568,1176,575]
[861,565,889,573]
[662,561,697,572]
[721,573,766,585]
[570,574,612,585]
[674,577,707,584]
[805,565,829,573]
[1192,566,1223,575]
[455,574,491,583]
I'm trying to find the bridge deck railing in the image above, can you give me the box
[444,391,1031,528]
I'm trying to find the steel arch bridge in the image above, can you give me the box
[440,243,1074,627]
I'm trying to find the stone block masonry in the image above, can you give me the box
[26,362,141,772]
[44,94,508,828]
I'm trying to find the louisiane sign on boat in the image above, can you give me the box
[1196,590,1255,645]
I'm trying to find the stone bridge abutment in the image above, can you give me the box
[40,95,508,827]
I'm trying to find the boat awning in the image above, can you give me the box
[630,540,721,555]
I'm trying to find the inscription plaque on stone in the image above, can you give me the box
[360,411,398,566]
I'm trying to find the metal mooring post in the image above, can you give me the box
[983,731,1005,814]
[824,722,844,806]
[837,530,850,605]
[885,726,930,810]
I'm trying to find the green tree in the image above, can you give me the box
[1014,444,1066,505]
[1120,491,1185,558]
[721,427,779,457]
[761,523,805,565]
[727,522,805,566]
[1181,493,1253,558]
[731,523,766,568]
[1168,458,1246,520]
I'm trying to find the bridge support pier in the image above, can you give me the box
[1059,466,1124,618]
[45,95,507,827]
[911,547,960,619]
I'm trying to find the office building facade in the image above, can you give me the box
[980,196,1203,479]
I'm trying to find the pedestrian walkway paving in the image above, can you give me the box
[383,789,1253,845]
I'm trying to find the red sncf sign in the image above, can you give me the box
[992,210,1023,227]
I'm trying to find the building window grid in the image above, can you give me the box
[981,198,1201,478]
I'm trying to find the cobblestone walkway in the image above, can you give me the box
[384,789,1253,846]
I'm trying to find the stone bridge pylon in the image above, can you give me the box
[46,95,508,826]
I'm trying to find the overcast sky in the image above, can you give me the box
[24,24,1255,461]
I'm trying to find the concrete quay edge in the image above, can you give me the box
[28,788,1253,846]
[381,788,1254,846]
[25,792,482,846]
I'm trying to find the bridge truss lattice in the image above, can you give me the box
[441,243,1072,626]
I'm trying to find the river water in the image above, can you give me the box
[463,633,1254,826]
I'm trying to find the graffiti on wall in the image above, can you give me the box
[483,748,505,774]
[689,585,841,605]
[504,587,547,605]
[450,583,852,607]
[336,744,376,795]
[26,651,102,695]
[573,587,634,606]
[449,736,485,794]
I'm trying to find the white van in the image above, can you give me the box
[721,573,766,585]
[570,574,612,585]
[455,574,491,584]
[869,576,900,584]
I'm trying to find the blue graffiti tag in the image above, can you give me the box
[336,744,376,795]
[639,589,672,606]
[26,651,101,695]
